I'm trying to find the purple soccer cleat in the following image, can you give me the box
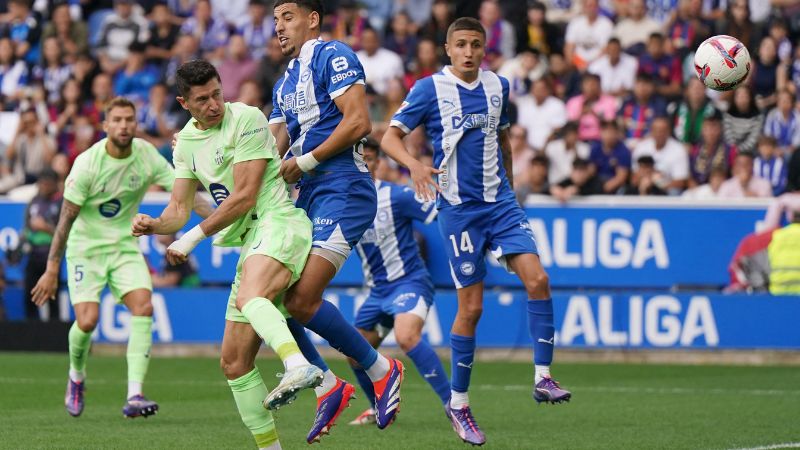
[122,394,159,418]
[533,377,572,404]
[65,379,85,417]
[447,405,486,446]
[372,358,405,429]
[306,378,355,444]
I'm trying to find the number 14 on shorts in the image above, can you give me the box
[449,231,474,257]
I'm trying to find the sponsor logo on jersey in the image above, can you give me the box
[451,113,497,132]
[282,90,311,114]
[331,56,349,72]
[330,69,358,85]
[209,183,230,206]
[99,198,121,218]
[240,127,267,138]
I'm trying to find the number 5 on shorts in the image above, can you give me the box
[448,231,474,257]
[74,264,84,282]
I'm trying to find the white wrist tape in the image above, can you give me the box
[296,152,320,172]
[168,225,206,256]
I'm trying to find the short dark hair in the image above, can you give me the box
[447,17,486,41]
[531,154,549,167]
[273,0,324,19]
[607,37,621,47]
[637,155,656,167]
[105,96,136,116]
[758,135,778,147]
[176,59,221,98]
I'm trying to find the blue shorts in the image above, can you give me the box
[296,172,377,258]
[354,279,435,333]
[437,199,538,288]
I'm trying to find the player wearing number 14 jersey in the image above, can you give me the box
[381,18,571,446]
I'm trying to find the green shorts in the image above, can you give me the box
[225,208,312,323]
[67,252,152,305]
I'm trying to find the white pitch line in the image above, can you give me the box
[724,442,800,450]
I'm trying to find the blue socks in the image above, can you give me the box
[351,366,376,407]
[407,340,451,405]
[286,317,328,372]
[449,334,475,393]
[528,299,554,366]
[304,300,378,369]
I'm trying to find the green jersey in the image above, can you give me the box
[173,102,294,247]
[63,137,175,258]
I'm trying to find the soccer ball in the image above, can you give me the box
[693,35,751,91]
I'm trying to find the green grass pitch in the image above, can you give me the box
[1,352,798,449]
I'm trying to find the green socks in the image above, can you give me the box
[68,322,92,380]
[126,316,153,397]
[240,297,305,365]
[228,367,279,448]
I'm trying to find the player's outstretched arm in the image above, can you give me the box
[381,126,442,202]
[279,84,371,183]
[498,127,514,190]
[30,199,80,305]
[133,178,198,237]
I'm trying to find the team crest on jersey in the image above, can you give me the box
[99,198,121,218]
[129,175,141,189]
[301,70,311,82]
[490,95,501,108]
[377,210,389,223]
[460,262,475,276]
[214,147,224,165]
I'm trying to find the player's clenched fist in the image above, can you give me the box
[131,213,157,236]
[279,157,303,184]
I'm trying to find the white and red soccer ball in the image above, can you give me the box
[693,35,751,91]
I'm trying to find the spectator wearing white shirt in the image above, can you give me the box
[357,27,405,97]
[613,0,663,54]
[564,0,614,70]
[588,38,638,97]
[545,122,591,185]
[515,77,567,152]
[632,116,690,193]
[718,152,773,198]
[96,0,151,75]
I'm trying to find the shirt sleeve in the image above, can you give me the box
[397,186,437,224]
[499,76,511,130]
[63,156,91,206]
[172,138,197,180]
[389,78,431,134]
[234,107,274,164]
[321,41,366,100]
[268,76,286,124]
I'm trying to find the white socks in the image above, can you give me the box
[127,381,143,399]
[283,352,309,371]
[365,355,391,381]
[535,365,551,384]
[449,391,469,409]
[260,440,282,450]
[69,369,85,383]
[314,369,338,397]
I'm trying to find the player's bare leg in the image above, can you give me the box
[65,302,98,417]
[347,329,382,426]
[122,289,159,418]
[508,253,571,404]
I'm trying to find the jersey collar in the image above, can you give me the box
[290,38,323,68]
[443,66,482,90]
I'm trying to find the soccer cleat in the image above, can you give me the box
[348,407,376,426]
[533,377,572,404]
[306,378,356,444]
[122,395,159,418]
[447,405,486,446]
[372,358,405,429]
[65,379,85,417]
[264,364,324,411]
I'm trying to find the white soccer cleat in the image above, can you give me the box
[264,364,323,410]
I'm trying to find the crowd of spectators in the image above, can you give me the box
[1,0,800,204]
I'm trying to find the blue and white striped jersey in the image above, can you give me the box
[390,67,514,208]
[269,38,368,178]
[355,180,437,292]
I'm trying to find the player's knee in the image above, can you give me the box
[523,271,550,299]
[130,301,153,317]
[284,295,319,321]
[76,315,98,332]
[395,330,421,353]
[458,303,483,326]
[220,355,252,380]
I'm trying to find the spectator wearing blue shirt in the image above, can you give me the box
[618,73,667,144]
[754,135,789,196]
[2,0,42,64]
[590,120,631,194]
[764,89,800,155]
[113,41,159,109]
[637,33,683,99]
[180,0,231,59]
[237,0,273,61]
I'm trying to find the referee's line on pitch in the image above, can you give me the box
[723,442,800,450]
[2,377,799,397]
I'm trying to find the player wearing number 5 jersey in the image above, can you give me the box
[381,18,572,446]
[30,97,214,420]
[132,60,324,450]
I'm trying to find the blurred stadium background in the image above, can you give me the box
[0,0,798,448]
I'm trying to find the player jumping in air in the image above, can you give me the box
[347,143,452,426]
[381,17,572,446]
[268,0,404,442]
[31,97,213,419]
[132,60,323,450]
